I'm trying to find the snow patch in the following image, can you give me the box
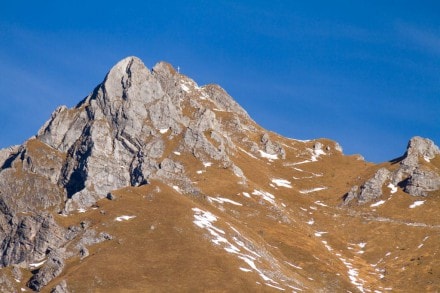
[387,183,397,194]
[299,187,327,194]
[115,215,136,222]
[208,196,243,206]
[314,231,328,237]
[242,192,251,198]
[159,128,169,134]
[265,283,285,291]
[252,190,275,204]
[29,259,47,269]
[203,162,213,167]
[409,200,425,208]
[271,179,292,188]
[285,261,303,270]
[196,170,204,174]
[306,219,315,225]
[181,84,190,92]
[314,201,327,207]
[173,151,181,156]
[77,208,86,213]
[172,185,181,193]
[258,150,278,160]
[370,200,386,208]
[238,147,258,159]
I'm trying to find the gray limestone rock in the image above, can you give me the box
[401,136,440,169]
[403,168,440,197]
[50,280,69,293]
[261,133,286,159]
[344,136,440,204]
[28,250,65,292]
[0,211,65,267]
[344,168,391,204]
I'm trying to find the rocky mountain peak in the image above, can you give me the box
[1,57,439,292]
[402,136,440,167]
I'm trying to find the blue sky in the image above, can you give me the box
[0,1,439,162]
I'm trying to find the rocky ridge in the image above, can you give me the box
[344,136,440,204]
[0,56,439,292]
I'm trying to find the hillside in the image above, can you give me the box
[0,57,439,292]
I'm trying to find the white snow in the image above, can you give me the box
[339,257,366,292]
[299,187,327,194]
[265,283,285,291]
[192,208,226,242]
[181,84,190,92]
[196,170,204,174]
[172,185,181,193]
[285,261,303,270]
[271,179,292,188]
[322,240,333,251]
[409,200,425,208]
[311,148,326,161]
[192,208,295,290]
[173,151,181,156]
[358,242,367,249]
[307,219,315,225]
[387,183,398,194]
[314,201,328,207]
[238,147,258,159]
[370,200,386,208]
[208,196,243,206]
[203,162,213,167]
[424,156,431,162]
[242,192,251,198]
[290,160,312,166]
[115,215,136,222]
[29,259,47,269]
[314,231,328,237]
[77,208,86,213]
[159,128,169,134]
[258,150,278,160]
[252,190,276,204]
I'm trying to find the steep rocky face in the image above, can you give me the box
[34,56,254,213]
[0,56,439,292]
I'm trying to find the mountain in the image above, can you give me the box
[0,56,439,292]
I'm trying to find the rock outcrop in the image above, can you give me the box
[344,136,440,204]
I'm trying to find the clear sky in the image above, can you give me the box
[0,1,439,162]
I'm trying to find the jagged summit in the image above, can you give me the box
[0,57,439,292]
[34,57,259,212]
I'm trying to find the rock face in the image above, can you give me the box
[32,56,252,211]
[28,250,65,291]
[344,168,391,204]
[344,136,440,204]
